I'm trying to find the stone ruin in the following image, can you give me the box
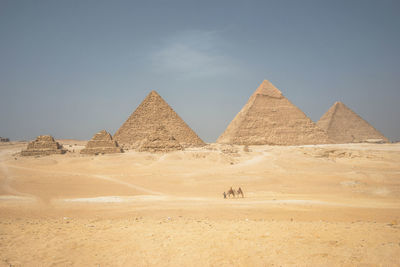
[80,130,123,155]
[0,137,10,142]
[114,90,204,149]
[138,125,183,153]
[217,80,331,145]
[21,135,66,156]
[317,102,389,143]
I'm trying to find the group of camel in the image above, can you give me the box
[223,187,244,199]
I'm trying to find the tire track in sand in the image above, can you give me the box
[5,162,164,196]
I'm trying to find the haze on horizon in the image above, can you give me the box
[1,0,399,142]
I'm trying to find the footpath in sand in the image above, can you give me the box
[0,142,399,266]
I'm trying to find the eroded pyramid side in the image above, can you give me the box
[317,102,388,143]
[81,130,123,154]
[21,135,66,156]
[114,91,205,149]
[138,125,183,153]
[217,80,330,145]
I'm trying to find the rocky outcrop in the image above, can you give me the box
[114,90,204,149]
[21,135,66,156]
[217,80,330,145]
[317,102,389,143]
[138,126,183,153]
[81,130,122,155]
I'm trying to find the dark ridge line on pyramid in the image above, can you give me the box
[335,102,380,134]
[258,80,319,122]
[346,104,388,140]
[260,80,323,129]
[326,101,340,133]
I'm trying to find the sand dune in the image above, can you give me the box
[0,142,399,266]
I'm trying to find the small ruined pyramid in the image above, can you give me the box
[217,80,330,145]
[81,130,123,154]
[317,101,389,143]
[114,90,205,149]
[139,125,183,152]
[21,135,66,156]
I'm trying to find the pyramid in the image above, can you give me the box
[21,135,66,156]
[81,130,123,154]
[317,101,388,143]
[114,90,205,149]
[217,80,330,145]
[138,125,183,153]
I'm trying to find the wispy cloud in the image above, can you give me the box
[151,30,236,78]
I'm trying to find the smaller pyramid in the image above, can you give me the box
[114,90,205,149]
[81,130,123,155]
[317,102,389,143]
[138,125,183,153]
[21,135,66,156]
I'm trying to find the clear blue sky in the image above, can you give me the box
[1,0,399,142]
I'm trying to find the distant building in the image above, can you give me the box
[0,137,10,142]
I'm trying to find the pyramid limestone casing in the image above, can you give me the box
[21,135,66,156]
[317,102,389,143]
[81,130,122,154]
[217,80,330,145]
[139,125,183,153]
[114,91,205,149]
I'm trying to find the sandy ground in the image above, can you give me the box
[0,141,399,266]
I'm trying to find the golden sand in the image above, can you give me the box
[0,142,399,266]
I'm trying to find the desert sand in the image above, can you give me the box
[0,141,399,266]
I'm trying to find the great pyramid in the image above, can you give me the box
[217,80,330,145]
[138,125,183,153]
[81,130,123,155]
[317,101,389,143]
[114,90,205,149]
[21,135,66,156]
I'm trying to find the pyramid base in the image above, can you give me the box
[80,147,123,155]
[21,149,66,156]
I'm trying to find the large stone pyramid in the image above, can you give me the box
[114,90,205,149]
[81,130,123,155]
[317,101,388,143]
[138,125,183,153]
[217,80,330,145]
[21,135,66,156]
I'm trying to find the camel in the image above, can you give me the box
[227,187,236,198]
[237,187,244,198]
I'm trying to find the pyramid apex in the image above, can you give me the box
[149,90,160,96]
[262,79,271,84]
[253,80,283,98]
[332,101,350,110]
